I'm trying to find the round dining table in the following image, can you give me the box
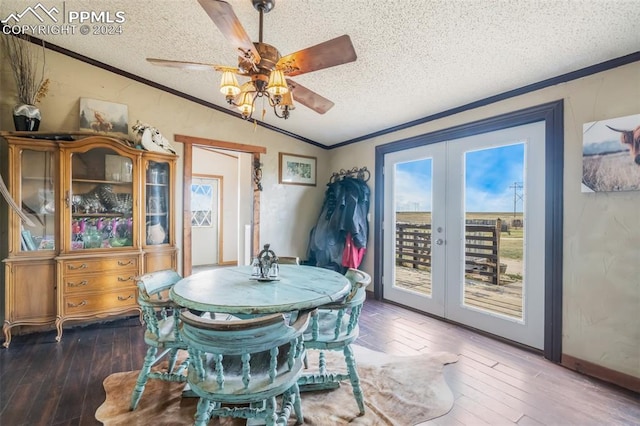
[170,265,351,315]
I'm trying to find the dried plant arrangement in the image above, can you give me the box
[1,33,49,106]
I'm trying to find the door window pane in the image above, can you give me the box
[394,158,433,296]
[191,183,213,227]
[463,144,525,320]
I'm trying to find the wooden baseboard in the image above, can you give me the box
[562,353,640,393]
[218,260,237,266]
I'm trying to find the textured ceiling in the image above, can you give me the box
[1,0,639,147]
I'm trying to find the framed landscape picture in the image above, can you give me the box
[582,113,640,192]
[79,98,129,138]
[279,153,317,186]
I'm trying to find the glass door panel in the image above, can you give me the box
[145,160,170,245]
[20,149,56,251]
[383,122,545,349]
[463,144,525,320]
[70,148,134,250]
[445,121,545,349]
[394,158,433,296]
[383,144,446,316]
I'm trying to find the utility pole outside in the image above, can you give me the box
[509,182,523,218]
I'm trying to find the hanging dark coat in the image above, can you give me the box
[307,177,370,272]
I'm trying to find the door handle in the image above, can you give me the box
[435,238,444,245]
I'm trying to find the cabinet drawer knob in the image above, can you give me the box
[67,300,87,308]
[118,276,134,282]
[118,294,134,301]
[68,280,88,287]
[118,260,134,266]
[68,263,88,270]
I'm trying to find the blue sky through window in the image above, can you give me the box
[395,143,525,212]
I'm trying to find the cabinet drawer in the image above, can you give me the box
[63,290,138,315]
[144,251,177,273]
[63,256,139,275]
[63,272,137,294]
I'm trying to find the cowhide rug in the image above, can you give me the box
[95,345,458,425]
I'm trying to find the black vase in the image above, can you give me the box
[13,104,41,131]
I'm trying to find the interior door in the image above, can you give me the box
[190,176,220,266]
[383,121,545,349]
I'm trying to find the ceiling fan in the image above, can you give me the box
[147,0,357,120]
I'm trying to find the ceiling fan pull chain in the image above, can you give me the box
[258,4,264,43]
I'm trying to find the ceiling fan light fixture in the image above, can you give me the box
[236,90,256,118]
[280,90,295,110]
[144,0,356,121]
[219,70,241,99]
[266,69,288,98]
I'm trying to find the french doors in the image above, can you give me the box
[383,121,545,349]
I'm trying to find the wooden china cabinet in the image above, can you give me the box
[0,132,177,347]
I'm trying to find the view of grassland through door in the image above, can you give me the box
[395,210,524,319]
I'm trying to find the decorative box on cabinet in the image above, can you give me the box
[0,132,178,347]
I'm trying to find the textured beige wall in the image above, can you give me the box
[0,47,330,271]
[331,61,640,378]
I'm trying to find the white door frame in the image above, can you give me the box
[373,101,564,362]
[382,122,545,349]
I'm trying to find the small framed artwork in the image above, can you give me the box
[279,153,317,186]
[582,113,640,192]
[79,98,129,138]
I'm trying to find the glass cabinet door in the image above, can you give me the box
[69,147,134,250]
[145,160,170,245]
[20,149,56,252]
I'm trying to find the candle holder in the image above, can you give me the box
[251,243,279,281]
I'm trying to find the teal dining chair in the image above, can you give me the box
[298,268,372,415]
[130,269,190,410]
[180,309,313,426]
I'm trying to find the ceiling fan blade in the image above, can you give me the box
[287,79,334,114]
[278,35,357,77]
[146,58,218,71]
[198,0,261,63]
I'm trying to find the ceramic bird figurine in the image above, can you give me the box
[131,120,176,154]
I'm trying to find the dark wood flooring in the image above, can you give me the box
[1,298,638,425]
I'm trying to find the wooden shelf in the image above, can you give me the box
[72,213,125,218]
[22,176,54,181]
[72,178,132,185]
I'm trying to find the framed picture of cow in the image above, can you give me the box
[582,113,640,192]
[79,98,129,138]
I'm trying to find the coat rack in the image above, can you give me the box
[328,167,370,184]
